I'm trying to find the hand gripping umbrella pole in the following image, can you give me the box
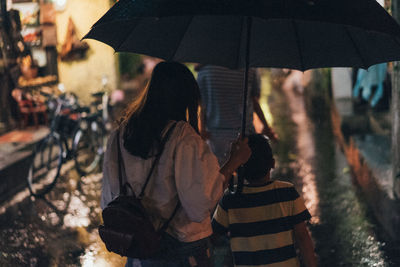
[229,16,252,195]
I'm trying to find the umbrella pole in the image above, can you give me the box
[231,16,253,195]
[241,16,253,136]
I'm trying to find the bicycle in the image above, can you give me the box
[91,75,115,133]
[72,107,106,176]
[27,91,104,196]
[72,89,114,176]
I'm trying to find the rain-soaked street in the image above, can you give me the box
[0,70,400,266]
[267,70,400,266]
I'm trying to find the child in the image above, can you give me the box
[212,134,317,267]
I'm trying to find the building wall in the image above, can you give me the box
[391,0,400,199]
[56,0,118,104]
[331,68,352,99]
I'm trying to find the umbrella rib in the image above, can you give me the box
[114,19,141,51]
[291,20,305,71]
[344,26,367,69]
[234,17,245,69]
[391,35,400,51]
[169,16,194,61]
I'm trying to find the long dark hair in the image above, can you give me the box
[121,61,200,159]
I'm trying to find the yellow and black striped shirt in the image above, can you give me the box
[212,180,311,267]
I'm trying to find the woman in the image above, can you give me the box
[101,62,251,266]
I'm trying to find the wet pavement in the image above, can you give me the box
[0,70,399,266]
[267,70,400,267]
[0,163,125,266]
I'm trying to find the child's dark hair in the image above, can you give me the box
[243,134,274,181]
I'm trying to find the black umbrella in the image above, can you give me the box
[84,0,400,135]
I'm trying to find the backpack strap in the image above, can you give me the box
[116,129,127,195]
[116,121,180,232]
[115,122,177,196]
[158,201,181,233]
[138,122,177,198]
[140,121,180,233]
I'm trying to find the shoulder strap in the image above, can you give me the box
[115,122,177,196]
[139,122,180,233]
[116,122,180,232]
[139,122,177,198]
[116,129,126,195]
[158,201,181,233]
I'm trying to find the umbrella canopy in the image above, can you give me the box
[84,0,400,70]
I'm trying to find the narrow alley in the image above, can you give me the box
[0,70,399,266]
[268,70,400,266]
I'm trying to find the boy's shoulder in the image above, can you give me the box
[219,180,297,207]
[272,180,295,189]
[219,188,250,208]
[220,180,296,203]
[270,180,299,198]
[221,180,295,198]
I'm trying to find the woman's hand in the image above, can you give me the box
[220,136,251,187]
[228,136,252,166]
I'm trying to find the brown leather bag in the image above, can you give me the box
[99,123,179,259]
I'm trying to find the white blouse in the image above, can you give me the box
[101,121,225,242]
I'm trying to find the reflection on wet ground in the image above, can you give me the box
[0,163,125,266]
[268,69,400,266]
[0,70,399,266]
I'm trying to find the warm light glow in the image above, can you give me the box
[260,71,274,126]
[54,0,67,11]
[282,71,321,224]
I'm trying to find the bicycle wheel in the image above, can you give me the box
[27,134,63,197]
[73,119,104,175]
